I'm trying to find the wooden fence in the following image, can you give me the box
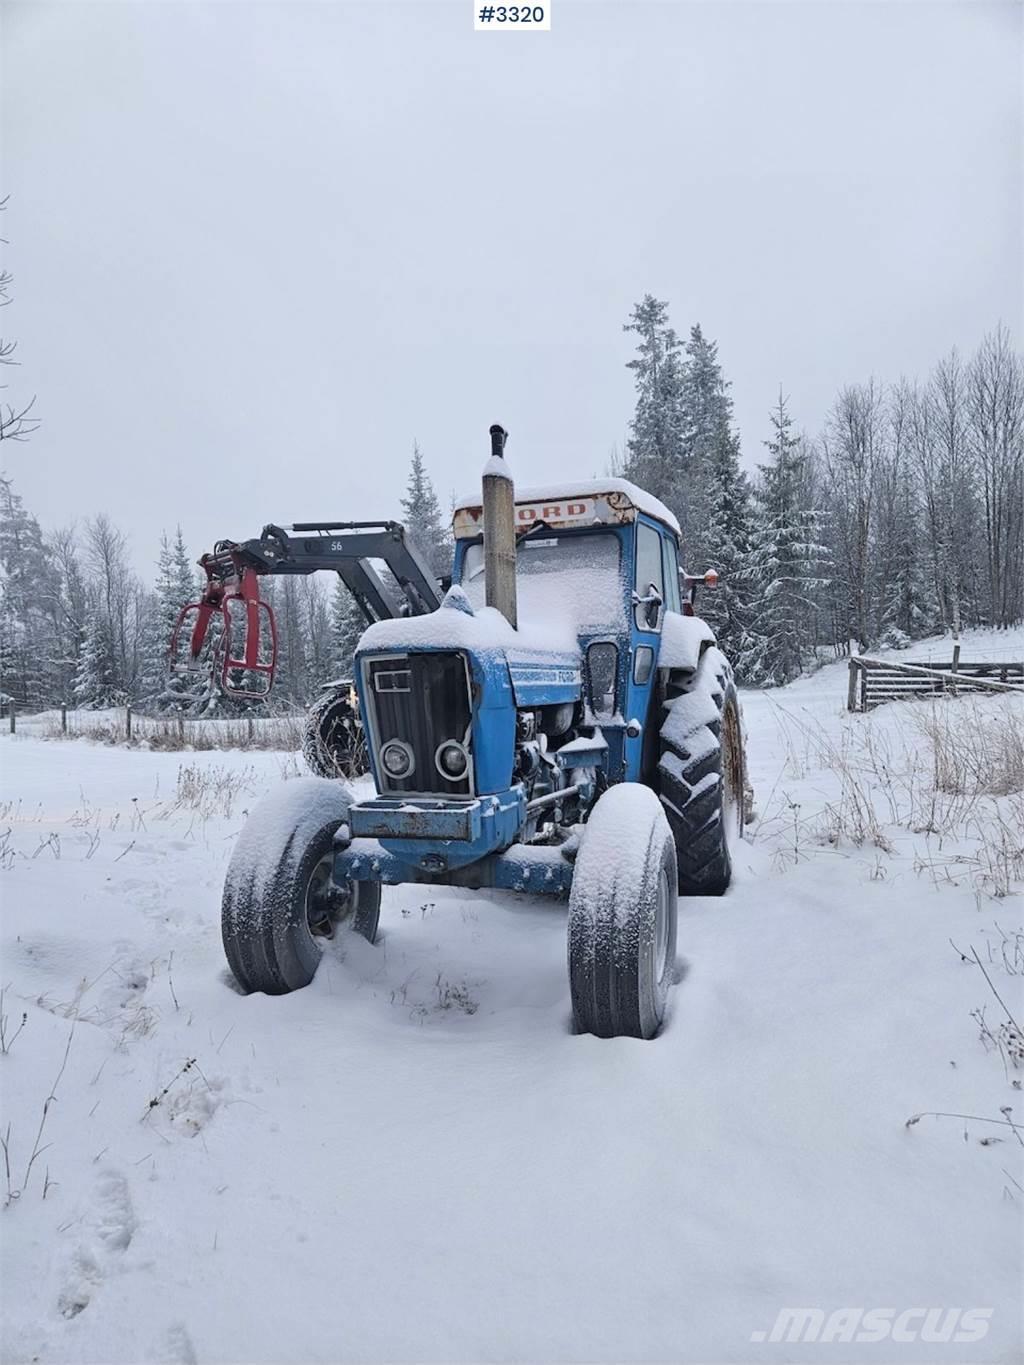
[847,657,1024,712]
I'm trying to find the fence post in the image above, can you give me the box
[8,700,14,735]
[126,704,132,742]
[247,717,254,744]
[950,641,960,698]
[847,658,859,712]
[177,714,185,742]
[61,702,68,734]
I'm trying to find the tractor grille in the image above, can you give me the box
[363,652,473,796]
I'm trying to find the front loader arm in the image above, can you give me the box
[213,521,442,620]
[170,521,443,701]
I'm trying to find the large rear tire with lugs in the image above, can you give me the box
[655,645,746,896]
[302,687,368,779]
[567,784,678,1040]
[222,777,380,995]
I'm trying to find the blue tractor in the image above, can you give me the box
[217,426,748,1039]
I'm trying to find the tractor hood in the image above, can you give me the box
[356,588,582,685]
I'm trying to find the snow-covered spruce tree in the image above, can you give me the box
[743,392,830,685]
[270,575,309,708]
[330,577,364,680]
[78,514,145,700]
[622,295,686,509]
[678,325,755,665]
[39,524,88,706]
[401,442,450,578]
[73,603,122,708]
[301,576,335,695]
[0,475,55,705]
[141,528,203,710]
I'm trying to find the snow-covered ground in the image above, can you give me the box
[1,635,1021,1364]
[872,626,1023,665]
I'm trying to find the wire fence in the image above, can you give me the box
[1,702,306,751]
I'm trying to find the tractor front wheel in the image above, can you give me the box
[567,784,678,1040]
[222,777,380,995]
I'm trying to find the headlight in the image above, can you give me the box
[434,739,469,781]
[380,739,415,779]
[586,642,618,719]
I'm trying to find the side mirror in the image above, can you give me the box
[680,568,719,616]
[644,584,663,629]
[632,582,663,630]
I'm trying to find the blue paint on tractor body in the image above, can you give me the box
[337,513,682,896]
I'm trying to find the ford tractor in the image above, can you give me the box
[187,426,748,1039]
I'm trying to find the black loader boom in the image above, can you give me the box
[202,520,443,623]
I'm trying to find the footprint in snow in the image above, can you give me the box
[93,1170,136,1251]
[159,1322,198,1364]
[56,1169,136,1320]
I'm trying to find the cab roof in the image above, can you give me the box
[452,477,680,540]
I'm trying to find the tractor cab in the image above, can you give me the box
[452,482,681,629]
[450,479,685,743]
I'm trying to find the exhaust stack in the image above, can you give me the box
[482,423,518,630]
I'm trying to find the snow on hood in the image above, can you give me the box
[357,596,580,660]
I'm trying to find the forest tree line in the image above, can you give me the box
[0,446,450,713]
[619,299,1022,684]
[0,294,1021,710]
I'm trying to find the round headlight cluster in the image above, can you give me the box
[380,739,415,780]
[435,740,469,782]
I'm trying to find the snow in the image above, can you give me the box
[556,733,608,754]
[871,624,1023,666]
[357,601,578,657]
[660,644,731,763]
[659,610,717,673]
[457,530,627,640]
[356,546,624,656]
[568,783,669,924]
[452,477,681,536]
[222,775,353,904]
[481,455,512,480]
[1,639,1022,1363]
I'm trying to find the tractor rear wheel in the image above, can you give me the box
[567,784,678,1040]
[222,777,380,995]
[302,687,368,779]
[655,644,746,896]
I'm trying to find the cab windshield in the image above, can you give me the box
[460,532,624,632]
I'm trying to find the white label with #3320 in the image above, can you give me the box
[474,2,551,30]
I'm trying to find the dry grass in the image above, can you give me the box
[761,695,1024,897]
[919,701,1024,798]
[26,709,305,752]
[173,764,260,820]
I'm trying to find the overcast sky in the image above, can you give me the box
[2,0,1020,573]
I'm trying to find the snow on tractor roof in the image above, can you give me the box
[452,477,680,539]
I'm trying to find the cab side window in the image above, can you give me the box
[661,535,681,614]
[634,522,665,632]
